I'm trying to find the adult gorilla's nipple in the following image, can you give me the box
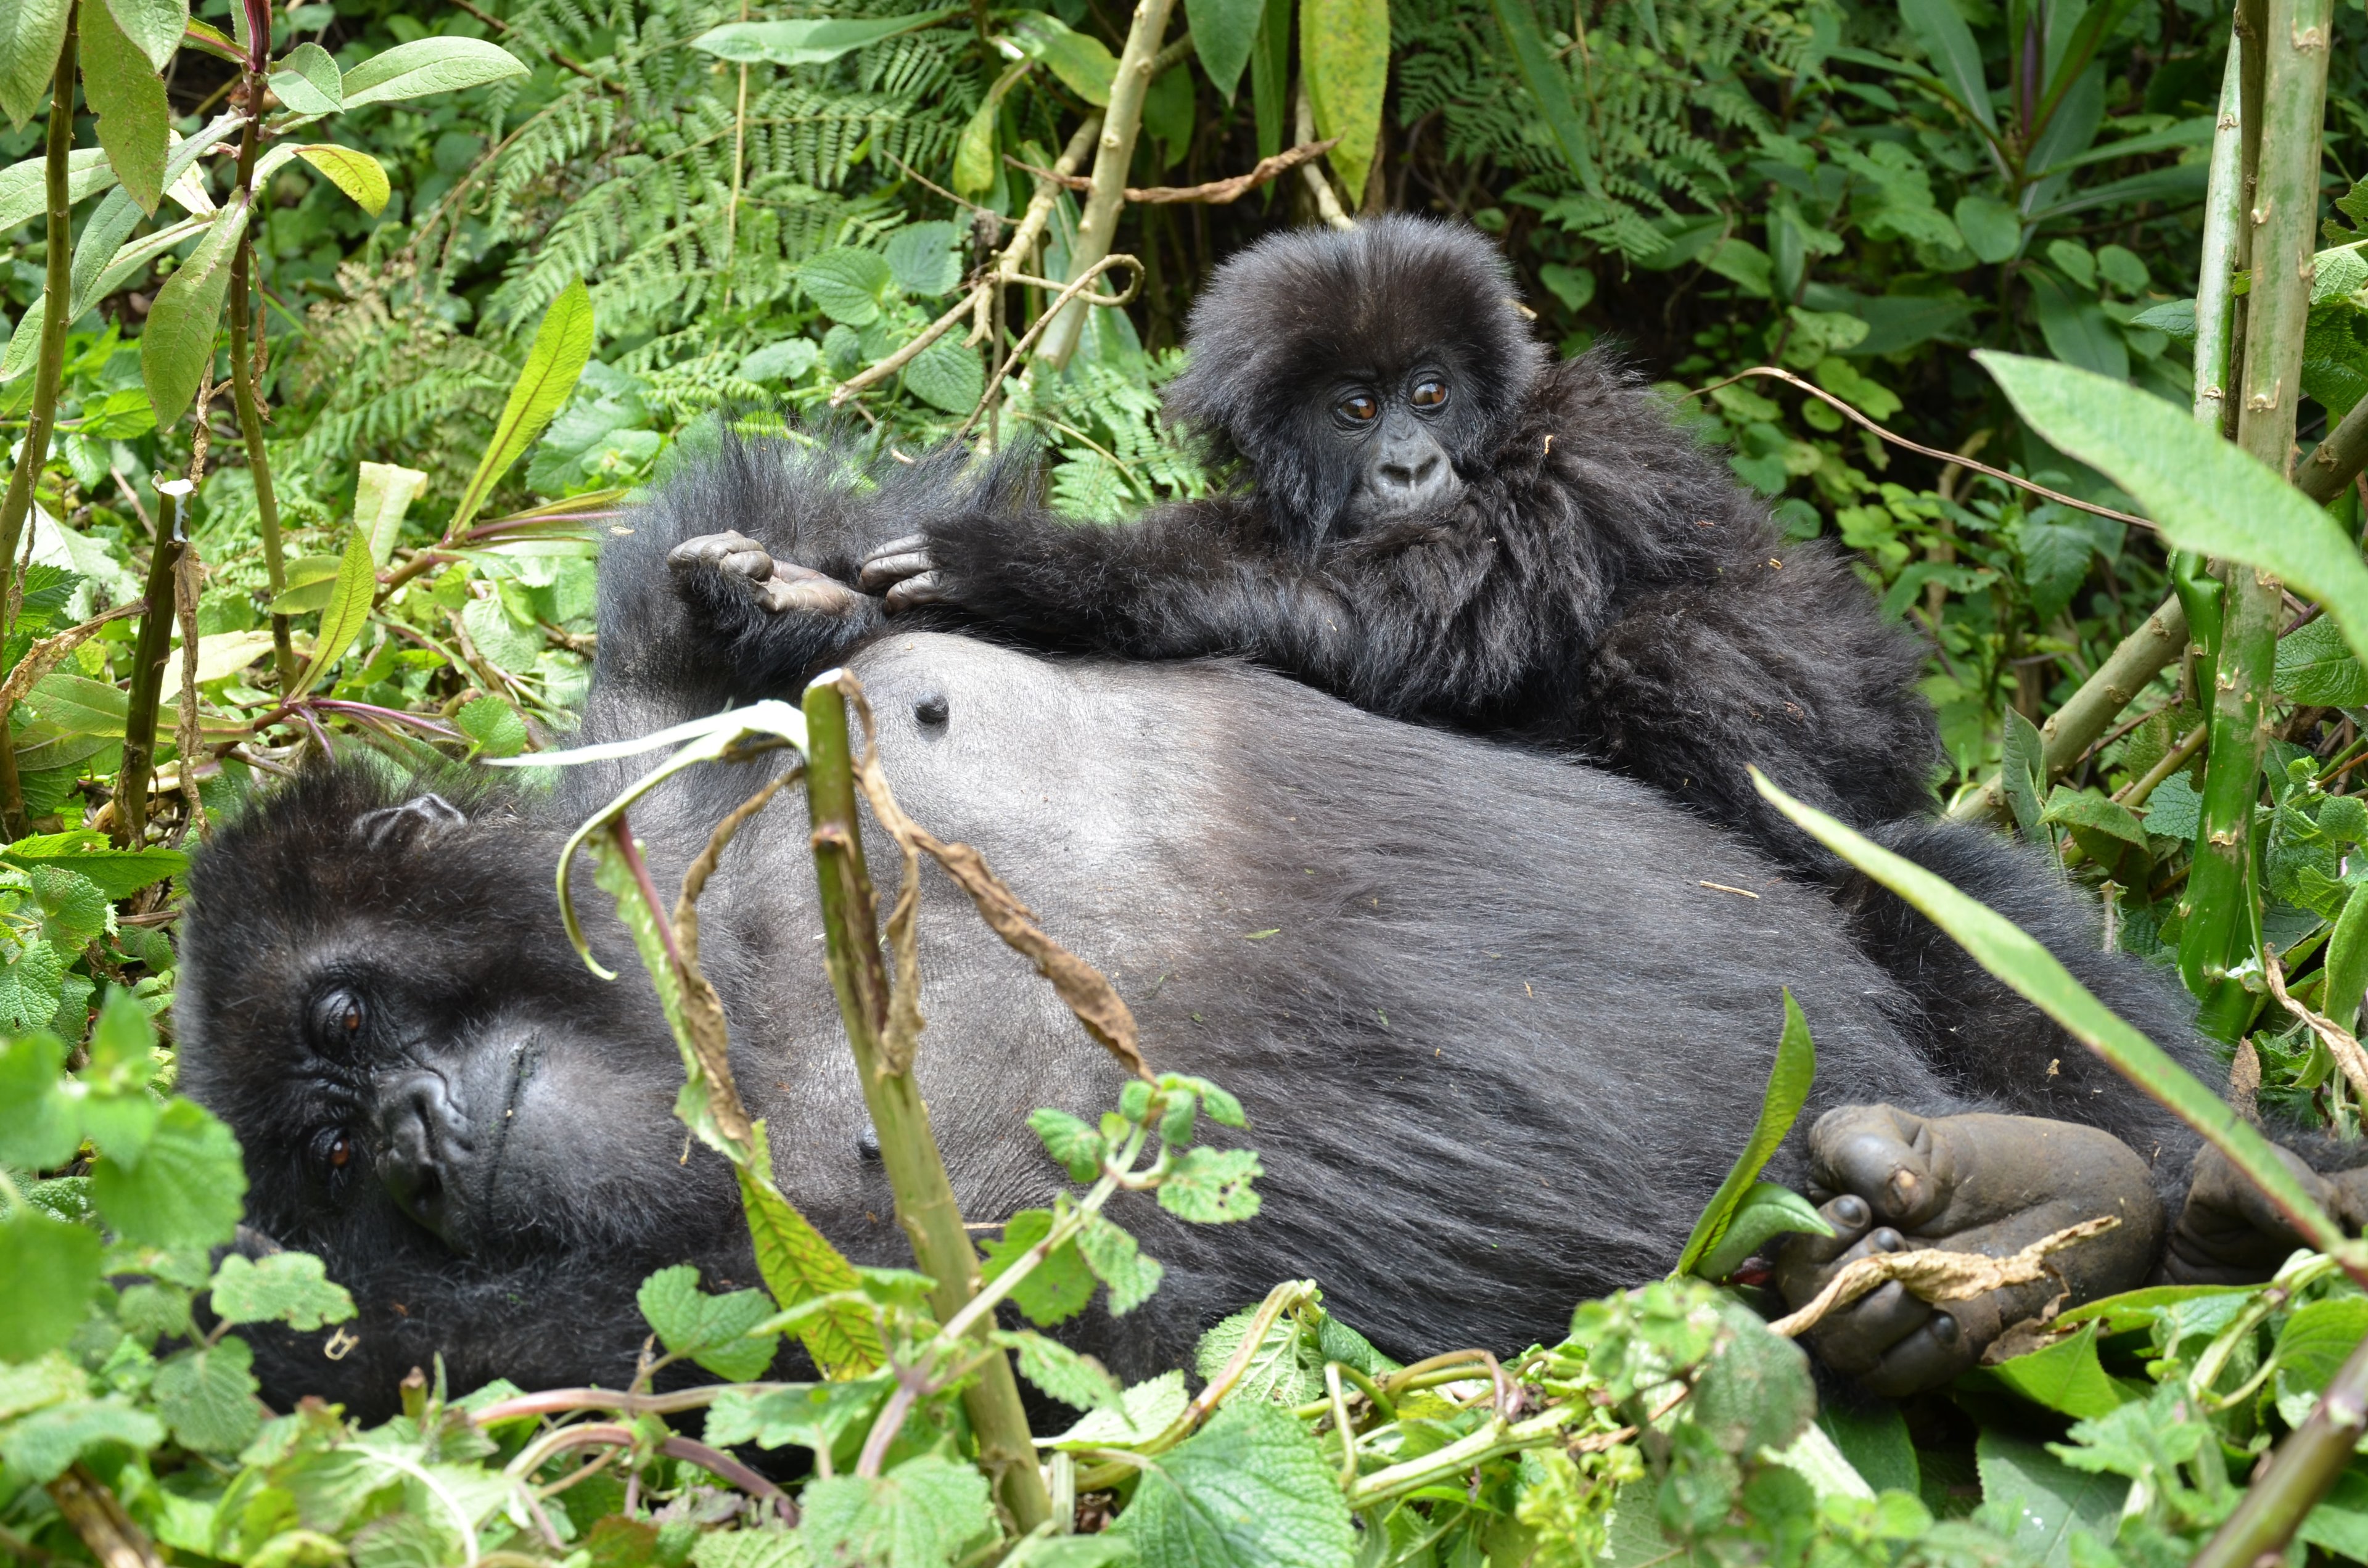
[913,692,950,729]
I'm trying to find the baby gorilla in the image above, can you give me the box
[861,215,1936,869]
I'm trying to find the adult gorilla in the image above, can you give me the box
[177,441,2309,1419]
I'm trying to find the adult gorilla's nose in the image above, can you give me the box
[374,1071,474,1249]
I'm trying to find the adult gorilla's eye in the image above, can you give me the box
[1339,393,1379,422]
[313,1127,354,1172]
[1411,377,1449,409]
[314,988,366,1046]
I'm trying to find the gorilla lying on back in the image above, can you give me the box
[178,440,2349,1424]
[858,216,1936,871]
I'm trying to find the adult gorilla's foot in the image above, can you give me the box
[2162,1145,2368,1284]
[1772,1106,2164,1395]
[669,530,863,617]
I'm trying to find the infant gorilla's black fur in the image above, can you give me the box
[177,437,2343,1425]
[860,216,1936,870]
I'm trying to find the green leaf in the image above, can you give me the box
[208,1252,356,1331]
[0,144,113,232]
[900,335,984,415]
[798,1455,996,1568]
[90,1096,247,1249]
[101,0,184,70]
[456,696,528,759]
[979,1207,1098,1326]
[151,1336,261,1453]
[1158,1146,1264,1223]
[28,863,107,948]
[293,146,389,216]
[339,36,527,109]
[141,195,253,429]
[705,1377,888,1455]
[1975,1433,2124,1568]
[995,1329,1123,1410]
[2273,1297,2368,1428]
[884,221,961,297]
[0,1352,89,1422]
[1251,0,1288,161]
[638,1263,781,1382]
[80,0,168,213]
[2277,617,2368,705]
[690,8,962,66]
[0,0,68,126]
[0,1030,77,1167]
[1675,989,1817,1276]
[1693,1182,1833,1281]
[268,40,342,113]
[1009,14,1116,104]
[0,939,66,1035]
[1077,1213,1164,1315]
[1981,351,2368,671]
[951,60,1027,197]
[801,247,894,327]
[450,277,594,535]
[1194,1303,1322,1406]
[1301,0,1387,203]
[1754,769,2352,1257]
[287,528,378,700]
[738,1123,882,1377]
[1188,0,1261,99]
[67,187,142,318]
[1108,1402,1357,1568]
[0,1398,163,1482]
[1045,1369,1188,1450]
[1488,0,1597,194]
[2300,1471,2368,1564]
[1984,1321,2128,1419]
[0,1204,102,1360]
[1896,0,1996,131]
[2328,885,2368,1029]
[1817,1401,1917,1496]
[2,831,184,898]
[2028,271,2127,381]
[1688,1300,1815,1455]
[355,460,427,568]
[1955,194,2021,263]
[1027,1108,1105,1182]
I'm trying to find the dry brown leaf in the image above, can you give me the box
[1767,1215,2119,1338]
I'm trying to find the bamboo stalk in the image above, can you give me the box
[0,7,81,836]
[116,486,184,846]
[800,681,1051,1533]
[1033,0,1179,369]
[227,92,292,686]
[2177,0,2325,1031]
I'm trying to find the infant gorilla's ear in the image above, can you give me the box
[353,794,466,851]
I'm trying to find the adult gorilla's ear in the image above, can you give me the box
[353,794,466,851]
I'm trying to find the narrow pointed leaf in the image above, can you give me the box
[0,0,68,127]
[287,527,377,699]
[691,7,962,65]
[1896,0,1996,131]
[139,195,250,428]
[1489,0,1598,195]
[449,277,594,534]
[339,36,527,109]
[1189,0,1261,99]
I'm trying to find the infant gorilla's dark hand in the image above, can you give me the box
[858,535,952,614]
[1773,1105,2164,1397]
[668,531,862,617]
[2162,1144,2368,1284]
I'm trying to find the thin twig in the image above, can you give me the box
[1001,138,1339,204]
[953,255,1144,438]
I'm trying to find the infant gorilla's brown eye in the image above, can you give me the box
[1411,378,1448,408]
[1341,394,1379,422]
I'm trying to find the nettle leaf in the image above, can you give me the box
[1,1398,165,1482]
[91,1097,247,1248]
[884,221,961,298]
[705,1376,889,1453]
[1027,1108,1105,1182]
[1109,1402,1357,1568]
[209,1252,356,1331]
[901,335,984,415]
[979,1208,1096,1326]
[2276,617,2368,706]
[798,1454,997,1568]
[637,1263,781,1381]
[4,829,187,899]
[2274,1297,2368,1428]
[0,1205,103,1360]
[151,1336,261,1453]
[458,696,529,758]
[1077,1213,1164,1315]
[339,36,527,109]
[1046,1368,1188,1450]
[1157,1146,1263,1223]
[802,247,894,326]
[995,1329,1122,1411]
[0,1030,79,1167]
[28,863,108,948]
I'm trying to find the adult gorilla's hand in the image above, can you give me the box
[669,531,866,617]
[1773,1106,2164,1395]
[2162,1144,2368,1284]
[860,535,952,614]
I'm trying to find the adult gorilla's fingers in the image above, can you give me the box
[2165,1144,2331,1283]
[1858,1310,1976,1398]
[1807,1278,1934,1377]
[884,571,949,614]
[1807,1104,1944,1229]
[858,537,932,593]
[670,532,771,574]
[1785,1193,1873,1270]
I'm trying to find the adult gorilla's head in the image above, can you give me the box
[1164,215,1544,550]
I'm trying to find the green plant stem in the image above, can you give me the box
[2192,1332,2368,1568]
[800,679,1052,1535]
[0,9,81,838]
[115,461,183,847]
[2179,0,2326,1028]
[2193,36,2245,427]
[1034,0,1178,369]
[227,98,292,688]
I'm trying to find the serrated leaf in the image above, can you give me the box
[1077,1213,1163,1315]
[90,1096,246,1248]
[1108,1402,1357,1568]
[690,7,962,65]
[141,195,252,429]
[799,1455,995,1568]
[2273,1297,2368,1428]
[885,221,961,297]
[2277,617,2368,706]
[1675,989,1816,1276]
[738,1122,882,1377]
[269,41,342,113]
[457,696,528,758]
[0,0,68,126]
[292,144,388,216]
[900,335,983,414]
[801,247,893,326]
[209,1252,356,1331]
[449,276,594,535]
[705,1377,888,1453]
[1046,1369,1188,1450]
[0,938,67,1034]
[979,1208,1097,1326]
[1027,1108,1104,1182]
[0,1352,88,1422]
[0,1205,102,1360]
[0,1030,77,1167]
[638,1263,781,1382]
[29,863,107,947]
[152,1336,261,1453]
[0,1397,163,1482]
[81,0,168,213]
[1972,1432,2125,1567]
[996,1329,1122,1411]
[339,36,527,109]
[4,831,185,899]
[1194,1303,1322,1407]
[1158,1146,1263,1223]
[288,527,377,699]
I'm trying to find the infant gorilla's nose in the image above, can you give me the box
[375,1071,474,1250]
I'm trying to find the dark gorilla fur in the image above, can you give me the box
[891,216,1939,869]
[178,435,2220,1419]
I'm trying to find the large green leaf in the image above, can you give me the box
[1008,14,1116,105]
[139,195,252,429]
[0,0,68,127]
[1895,0,1995,131]
[1488,0,1597,195]
[208,1252,356,1331]
[799,1455,996,1568]
[691,7,961,66]
[448,277,594,534]
[1108,1402,1356,1568]
[1753,767,2352,1256]
[0,1204,102,1360]
[339,36,527,109]
[637,1263,781,1382]
[268,39,342,113]
[287,526,377,699]
[1981,1321,2128,1418]
[1980,351,2368,668]
[1971,1431,2124,1568]
[80,0,168,213]
[1301,0,1388,204]
[3,830,184,898]
[1674,988,1820,1277]
[89,1096,247,1249]
[0,1031,78,1168]
[103,0,186,70]
[1190,0,1263,99]
[151,1337,261,1453]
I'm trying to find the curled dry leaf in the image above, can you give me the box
[1767,1215,2120,1338]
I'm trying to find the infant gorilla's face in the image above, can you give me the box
[1326,363,1468,533]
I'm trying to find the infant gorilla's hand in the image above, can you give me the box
[1774,1105,2164,1396]
[668,531,862,617]
[859,535,952,614]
